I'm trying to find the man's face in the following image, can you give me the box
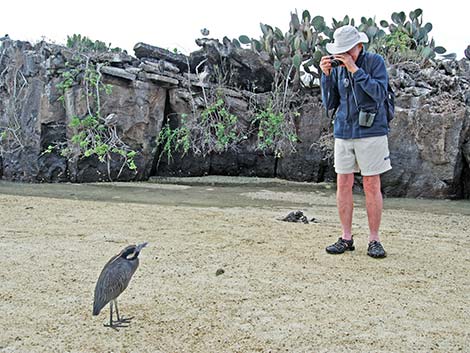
[344,44,363,62]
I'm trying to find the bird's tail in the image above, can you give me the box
[92,302,101,316]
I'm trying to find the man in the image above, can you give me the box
[320,25,391,258]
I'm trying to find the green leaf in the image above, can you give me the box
[260,23,269,36]
[128,160,137,170]
[274,27,284,40]
[239,35,251,44]
[302,10,311,22]
[70,116,81,128]
[304,58,315,67]
[252,39,262,51]
[311,16,325,31]
[313,50,323,63]
[398,12,406,24]
[290,12,300,31]
[366,26,378,38]
[292,54,301,68]
[232,38,241,48]
[420,46,434,59]
[442,52,456,60]
[380,20,389,28]
[391,12,405,25]
[423,22,432,34]
[293,37,301,50]
[434,46,446,54]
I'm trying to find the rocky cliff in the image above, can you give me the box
[0,38,469,198]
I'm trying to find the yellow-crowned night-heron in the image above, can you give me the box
[93,242,148,328]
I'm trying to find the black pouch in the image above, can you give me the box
[358,110,376,127]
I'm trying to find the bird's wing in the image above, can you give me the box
[93,257,138,315]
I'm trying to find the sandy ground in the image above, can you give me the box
[0,181,469,353]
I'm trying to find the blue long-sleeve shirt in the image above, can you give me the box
[321,50,389,139]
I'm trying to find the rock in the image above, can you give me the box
[227,48,275,92]
[96,51,135,65]
[192,38,275,92]
[461,141,470,198]
[101,66,136,81]
[140,59,180,74]
[189,49,207,73]
[209,151,276,177]
[1,38,469,199]
[276,90,335,183]
[381,61,469,198]
[281,211,309,224]
[160,60,180,74]
[463,141,470,165]
[125,67,142,75]
[465,45,470,60]
[143,72,179,86]
[133,42,188,72]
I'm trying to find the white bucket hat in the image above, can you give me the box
[326,25,369,54]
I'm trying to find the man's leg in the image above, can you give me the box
[337,173,355,240]
[363,175,382,242]
[325,173,356,254]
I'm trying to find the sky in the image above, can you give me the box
[1,0,467,58]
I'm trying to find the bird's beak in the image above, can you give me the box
[136,242,148,252]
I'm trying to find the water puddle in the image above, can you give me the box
[0,176,468,215]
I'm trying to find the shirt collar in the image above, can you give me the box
[356,49,366,67]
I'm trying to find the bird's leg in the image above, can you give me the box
[114,299,133,324]
[103,301,127,330]
[114,300,120,322]
[103,301,119,330]
[109,300,114,326]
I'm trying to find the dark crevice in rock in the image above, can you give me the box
[461,161,470,199]
[37,122,68,182]
[151,90,172,177]
[461,140,470,199]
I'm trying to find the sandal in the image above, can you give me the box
[326,237,355,254]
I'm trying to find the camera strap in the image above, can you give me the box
[349,70,379,113]
[349,71,360,111]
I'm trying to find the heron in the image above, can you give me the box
[93,242,148,328]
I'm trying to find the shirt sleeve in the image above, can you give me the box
[321,70,340,111]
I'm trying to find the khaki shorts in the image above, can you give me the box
[334,135,392,176]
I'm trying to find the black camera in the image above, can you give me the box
[330,56,342,67]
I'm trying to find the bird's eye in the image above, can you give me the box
[126,251,137,260]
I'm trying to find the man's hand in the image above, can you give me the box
[320,55,334,76]
[333,53,359,74]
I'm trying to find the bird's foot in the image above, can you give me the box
[104,322,129,331]
[117,316,134,324]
